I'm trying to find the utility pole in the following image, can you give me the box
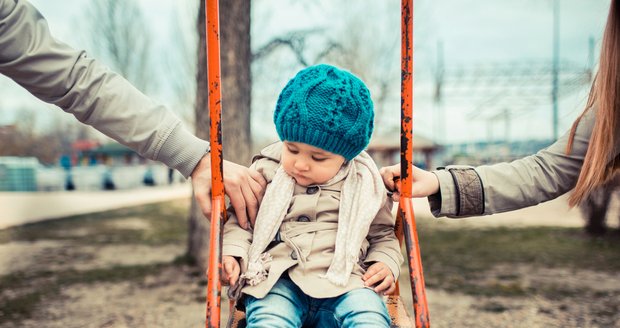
[588,36,595,82]
[551,0,560,140]
[434,40,444,144]
[504,108,510,144]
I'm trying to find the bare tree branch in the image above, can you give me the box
[252,28,336,66]
[83,0,155,94]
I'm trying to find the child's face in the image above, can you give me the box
[281,141,345,186]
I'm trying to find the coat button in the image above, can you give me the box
[306,186,319,194]
[290,250,298,260]
[297,215,311,222]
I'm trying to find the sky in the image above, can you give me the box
[0,0,611,145]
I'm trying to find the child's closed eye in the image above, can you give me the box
[312,156,327,162]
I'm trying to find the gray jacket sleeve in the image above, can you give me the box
[0,0,209,177]
[430,106,601,217]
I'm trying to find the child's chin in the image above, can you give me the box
[293,177,313,187]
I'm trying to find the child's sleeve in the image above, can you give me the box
[364,198,404,280]
[222,156,278,270]
[223,209,253,270]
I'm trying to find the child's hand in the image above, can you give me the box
[379,163,440,201]
[222,256,241,286]
[362,262,396,295]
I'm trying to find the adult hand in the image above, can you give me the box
[222,256,241,286]
[362,262,396,295]
[379,163,440,201]
[191,155,267,229]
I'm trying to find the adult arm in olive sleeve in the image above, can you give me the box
[431,107,599,217]
[0,0,208,177]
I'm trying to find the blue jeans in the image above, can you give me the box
[244,278,390,327]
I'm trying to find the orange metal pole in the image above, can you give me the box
[205,0,225,327]
[400,0,431,327]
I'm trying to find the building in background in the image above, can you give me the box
[368,134,441,170]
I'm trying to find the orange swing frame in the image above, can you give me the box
[204,0,429,327]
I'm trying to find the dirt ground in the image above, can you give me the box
[1,198,619,328]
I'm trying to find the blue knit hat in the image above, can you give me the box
[273,64,374,161]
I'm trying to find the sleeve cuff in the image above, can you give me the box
[430,170,458,217]
[223,244,250,269]
[155,123,210,178]
[431,167,485,217]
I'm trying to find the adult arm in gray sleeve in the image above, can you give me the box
[0,0,208,177]
[430,107,599,217]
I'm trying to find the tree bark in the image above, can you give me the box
[187,0,252,271]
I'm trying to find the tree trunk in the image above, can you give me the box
[187,0,252,271]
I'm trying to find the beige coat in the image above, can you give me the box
[223,143,403,299]
[0,0,208,177]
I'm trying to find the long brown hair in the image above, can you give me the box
[567,0,620,206]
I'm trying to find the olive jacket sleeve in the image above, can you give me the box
[0,0,208,177]
[429,106,618,217]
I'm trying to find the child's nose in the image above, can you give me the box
[294,159,309,171]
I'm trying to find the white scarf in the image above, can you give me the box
[240,151,386,287]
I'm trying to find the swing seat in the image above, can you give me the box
[386,295,414,328]
[225,295,413,328]
[226,307,246,328]
[224,197,417,328]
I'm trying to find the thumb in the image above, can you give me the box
[223,261,233,283]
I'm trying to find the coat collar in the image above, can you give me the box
[252,141,282,164]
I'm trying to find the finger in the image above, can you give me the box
[222,261,233,285]
[193,183,212,218]
[249,169,267,190]
[391,192,400,202]
[364,269,388,287]
[248,172,265,196]
[380,167,395,191]
[240,181,258,228]
[362,265,379,280]
[227,184,248,229]
[374,276,393,294]
[384,282,397,295]
[248,175,265,203]
[230,263,240,286]
[224,260,232,274]
[394,179,402,193]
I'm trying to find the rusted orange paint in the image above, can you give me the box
[400,0,431,327]
[205,0,224,327]
[399,198,430,327]
[400,0,413,198]
[206,197,224,328]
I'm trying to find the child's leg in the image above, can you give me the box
[244,278,308,327]
[316,288,390,328]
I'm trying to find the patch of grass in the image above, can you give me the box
[414,216,620,297]
[0,290,47,323]
[0,263,170,324]
[0,200,189,246]
[476,301,514,313]
[0,199,197,324]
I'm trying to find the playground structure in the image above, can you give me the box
[204,0,430,327]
